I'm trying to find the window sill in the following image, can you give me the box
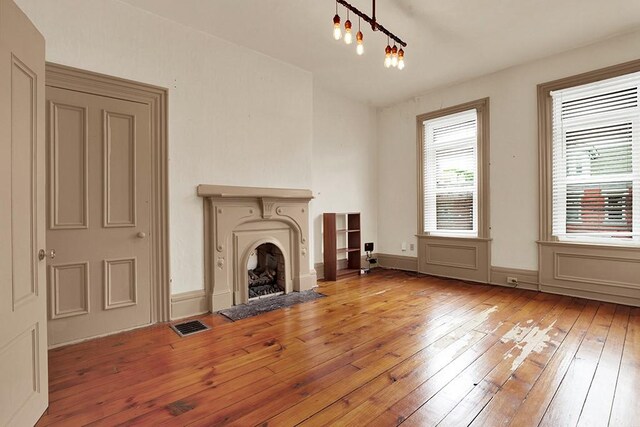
[417,234,492,242]
[537,240,640,251]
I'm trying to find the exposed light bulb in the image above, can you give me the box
[391,45,398,67]
[398,48,405,70]
[384,44,392,68]
[356,31,364,55]
[333,14,342,40]
[344,20,352,44]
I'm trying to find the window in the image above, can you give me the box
[418,99,489,239]
[423,110,478,236]
[551,71,640,243]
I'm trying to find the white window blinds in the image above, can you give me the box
[423,109,478,236]
[551,71,640,242]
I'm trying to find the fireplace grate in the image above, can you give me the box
[170,320,210,337]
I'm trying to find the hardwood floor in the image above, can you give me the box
[38,270,640,426]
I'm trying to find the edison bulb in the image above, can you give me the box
[344,20,352,44]
[333,25,342,40]
[398,58,405,70]
[356,31,364,55]
[333,14,342,40]
[391,45,398,67]
[344,30,352,44]
[384,45,392,68]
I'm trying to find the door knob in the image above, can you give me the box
[137,232,146,239]
[38,249,56,260]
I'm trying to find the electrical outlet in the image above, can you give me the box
[507,277,518,286]
[409,243,415,251]
[401,242,407,251]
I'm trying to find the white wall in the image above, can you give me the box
[16,0,314,294]
[311,82,378,267]
[378,30,640,271]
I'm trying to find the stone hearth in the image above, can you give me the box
[198,185,317,311]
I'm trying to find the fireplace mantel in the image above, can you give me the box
[197,184,313,200]
[198,184,317,311]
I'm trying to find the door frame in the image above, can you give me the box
[45,63,170,323]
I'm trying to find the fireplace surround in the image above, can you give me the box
[198,185,317,311]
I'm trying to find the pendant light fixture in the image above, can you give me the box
[356,17,364,55]
[331,0,407,70]
[397,48,405,70]
[384,39,392,68]
[344,10,353,44]
[333,2,342,40]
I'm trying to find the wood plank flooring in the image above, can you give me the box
[37,270,640,426]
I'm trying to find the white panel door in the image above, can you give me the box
[0,0,48,425]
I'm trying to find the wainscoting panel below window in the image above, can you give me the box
[417,235,491,283]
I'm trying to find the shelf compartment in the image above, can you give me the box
[337,268,361,277]
[337,248,360,254]
[323,212,361,281]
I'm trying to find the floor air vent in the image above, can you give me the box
[170,320,210,337]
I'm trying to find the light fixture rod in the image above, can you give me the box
[336,0,407,47]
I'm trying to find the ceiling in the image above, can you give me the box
[120,0,640,106]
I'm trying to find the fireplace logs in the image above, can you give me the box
[248,243,285,299]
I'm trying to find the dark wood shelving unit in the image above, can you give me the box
[323,212,361,281]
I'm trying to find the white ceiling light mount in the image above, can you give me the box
[332,0,407,70]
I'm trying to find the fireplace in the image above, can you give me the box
[198,185,317,311]
[247,243,285,299]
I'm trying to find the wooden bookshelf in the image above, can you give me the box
[323,212,361,281]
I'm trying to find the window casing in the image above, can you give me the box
[550,72,640,244]
[423,110,478,236]
[418,98,489,240]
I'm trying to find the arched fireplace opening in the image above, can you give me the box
[247,243,285,299]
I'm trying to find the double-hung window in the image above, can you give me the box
[418,99,489,281]
[422,109,478,237]
[551,71,640,243]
